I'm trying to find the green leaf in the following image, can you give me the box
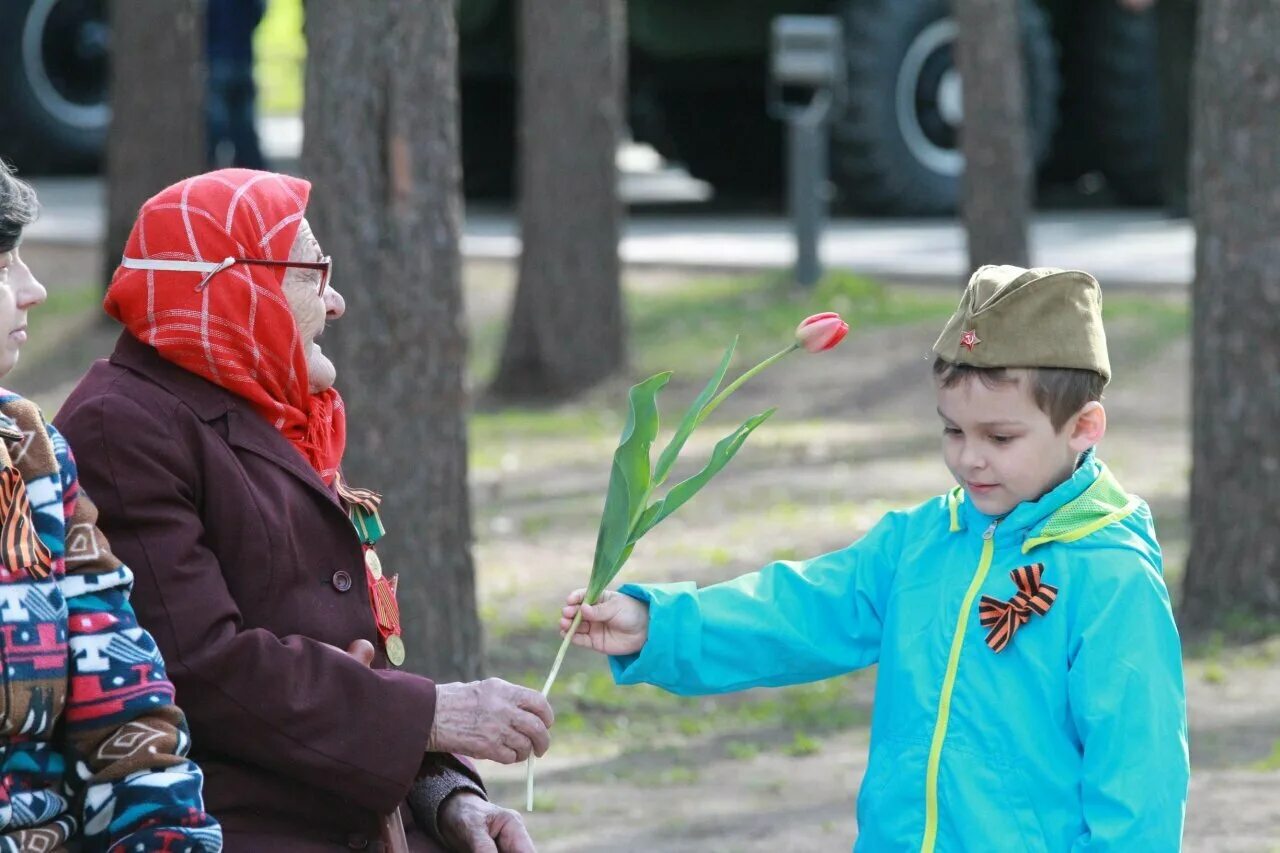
[652,337,738,487]
[626,503,663,548]
[587,543,634,602]
[590,459,633,585]
[631,408,777,542]
[587,372,671,599]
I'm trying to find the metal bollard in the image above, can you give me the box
[769,16,845,288]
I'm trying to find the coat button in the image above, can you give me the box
[331,570,353,592]
[346,834,368,850]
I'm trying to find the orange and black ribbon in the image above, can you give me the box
[368,563,402,641]
[979,563,1057,653]
[335,472,382,514]
[0,466,53,580]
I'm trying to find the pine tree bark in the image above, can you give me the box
[1180,0,1280,633]
[302,0,482,680]
[490,0,627,399]
[953,0,1032,270]
[103,0,205,286]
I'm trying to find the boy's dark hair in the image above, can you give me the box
[932,358,1105,431]
[0,160,38,254]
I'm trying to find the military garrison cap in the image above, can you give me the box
[932,265,1111,383]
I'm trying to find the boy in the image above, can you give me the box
[560,265,1189,850]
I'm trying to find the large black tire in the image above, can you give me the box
[834,0,1059,215]
[460,78,516,198]
[1075,0,1163,206]
[639,59,784,201]
[0,0,109,174]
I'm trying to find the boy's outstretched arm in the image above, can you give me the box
[1068,554,1189,851]
[563,513,902,696]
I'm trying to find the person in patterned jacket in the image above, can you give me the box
[0,161,221,851]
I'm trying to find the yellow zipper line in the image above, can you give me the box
[921,519,998,852]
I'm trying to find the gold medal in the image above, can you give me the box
[385,634,406,666]
[365,549,383,579]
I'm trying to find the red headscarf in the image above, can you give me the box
[105,169,346,485]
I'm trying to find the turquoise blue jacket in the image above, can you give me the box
[612,452,1189,851]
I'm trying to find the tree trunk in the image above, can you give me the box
[953,0,1032,270]
[1180,0,1280,634]
[302,0,482,681]
[490,0,627,400]
[103,0,206,286]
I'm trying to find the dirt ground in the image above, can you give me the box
[16,248,1280,852]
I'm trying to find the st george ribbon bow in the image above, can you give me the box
[979,563,1057,653]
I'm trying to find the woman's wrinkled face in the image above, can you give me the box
[0,246,47,379]
[281,219,345,394]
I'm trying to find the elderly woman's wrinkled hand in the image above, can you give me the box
[428,679,554,764]
[439,792,535,853]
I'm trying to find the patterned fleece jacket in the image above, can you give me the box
[0,391,220,852]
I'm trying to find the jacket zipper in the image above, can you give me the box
[921,519,998,852]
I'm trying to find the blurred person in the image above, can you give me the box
[0,162,220,850]
[208,0,268,169]
[561,266,1189,850]
[56,169,546,852]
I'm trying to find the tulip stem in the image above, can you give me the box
[697,343,799,425]
[526,609,584,811]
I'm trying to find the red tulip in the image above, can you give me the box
[795,312,849,353]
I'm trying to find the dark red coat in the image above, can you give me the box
[56,334,481,852]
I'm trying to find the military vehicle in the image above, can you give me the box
[3,0,1161,214]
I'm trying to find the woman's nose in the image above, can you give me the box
[324,287,345,320]
[18,270,47,310]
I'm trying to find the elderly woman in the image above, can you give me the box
[56,170,549,852]
[0,165,219,850]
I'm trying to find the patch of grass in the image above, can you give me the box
[1202,662,1226,685]
[700,546,733,568]
[468,271,953,392]
[520,514,552,536]
[38,284,102,319]
[1250,739,1280,772]
[468,405,620,471]
[528,793,558,812]
[784,731,821,757]
[725,740,761,761]
[471,406,620,442]
[1102,295,1190,364]
[628,272,954,375]
[656,766,699,786]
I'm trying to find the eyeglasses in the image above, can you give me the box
[120,255,333,297]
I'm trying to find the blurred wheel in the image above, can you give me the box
[0,0,110,173]
[461,79,516,198]
[833,0,1059,215]
[1079,0,1163,205]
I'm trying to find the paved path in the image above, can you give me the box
[24,112,1191,290]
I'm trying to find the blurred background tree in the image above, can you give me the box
[953,0,1034,269]
[490,0,628,400]
[103,0,205,287]
[1180,0,1280,634]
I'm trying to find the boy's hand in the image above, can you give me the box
[560,589,649,656]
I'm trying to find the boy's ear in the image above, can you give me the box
[1068,401,1107,452]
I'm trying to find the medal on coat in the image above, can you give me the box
[340,477,407,667]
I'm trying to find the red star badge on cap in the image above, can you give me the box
[960,330,981,351]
